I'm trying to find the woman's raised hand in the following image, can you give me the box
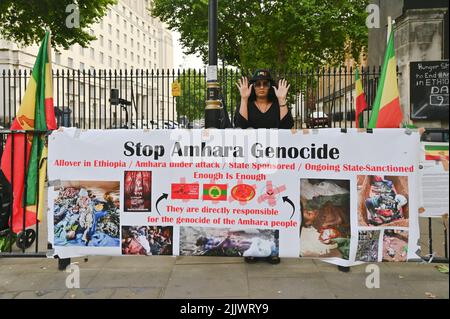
[236,76,253,99]
[274,79,290,103]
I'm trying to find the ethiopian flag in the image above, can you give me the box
[0,32,56,233]
[424,144,449,161]
[355,68,368,128]
[203,184,227,201]
[368,28,403,128]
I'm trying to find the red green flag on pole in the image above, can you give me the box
[368,27,403,128]
[355,67,368,128]
[0,32,56,233]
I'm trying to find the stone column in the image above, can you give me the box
[395,8,448,128]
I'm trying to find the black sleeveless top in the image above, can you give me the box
[234,100,294,129]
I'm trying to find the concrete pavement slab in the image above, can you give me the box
[110,287,163,299]
[87,270,164,289]
[248,277,336,299]
[382,262,449,281]
[63,288,116,299]
[162,264,248,299]
[0,292,19,299]
[100,255,176,269]
[246,259,322,278]
[14,290,68,299]
[321,272,419,299]
[175,256,243,265]
[402,280,449,299]
[0,269,99,292]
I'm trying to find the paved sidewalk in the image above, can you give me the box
[0,256,448,299]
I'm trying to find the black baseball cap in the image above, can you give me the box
[249,69,274,84]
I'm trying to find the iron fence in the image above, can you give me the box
[0,131,47,257]
[1,67,385,130]
[0,67,448,265]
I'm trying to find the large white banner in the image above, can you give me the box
[48,128,421,266]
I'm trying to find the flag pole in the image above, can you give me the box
[387,16,392,43]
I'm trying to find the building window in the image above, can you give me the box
[116,44,120,54]
[143,58,146,66]
[99,52,104,64]
[124,20,127,29]
[55,52,61,65]
[108,24,112,35]
[131,52,134,62]
[124,63,128,69]
[79,46,84,55]
[116,29,120,40]
[138,55,140,64]
[68,58,74,68]
[131,25,134,34]
[131,39,134,48]
[100,21,104,29]
[154,40,156,48]
[80,62,85,70]
[124,48,127,58]
[143,45,146,53]
[109,56,113,67]
[137,42,140,50]
[90,48,95,59]
[116,14,120,24]
[154,52,156,59]
[124,34,127,43]
[108,40,112,50]
[137,29,140,38]
[99,35,104,47]
[117,59,120,69]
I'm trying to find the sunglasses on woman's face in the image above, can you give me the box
[254,80,270,88]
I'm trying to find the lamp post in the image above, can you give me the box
[205,0,221,128]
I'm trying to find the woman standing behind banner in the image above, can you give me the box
[234,69,294,129]
[235,69,294,264]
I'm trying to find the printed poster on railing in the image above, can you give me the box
[47,128,421,266]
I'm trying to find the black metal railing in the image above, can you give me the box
[1,67,384,130]
[0,131,47,257]
[1,67,448,264]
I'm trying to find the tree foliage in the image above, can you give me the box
[151,0,369,70]
[175,69,241,121]
[0,0,117,49]
[175,69,207,121]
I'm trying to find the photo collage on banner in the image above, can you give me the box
[299,179,351,260]
[355,175,410,262]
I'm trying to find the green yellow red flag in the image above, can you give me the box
[0,32,56,232]
[368,27,403,128]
